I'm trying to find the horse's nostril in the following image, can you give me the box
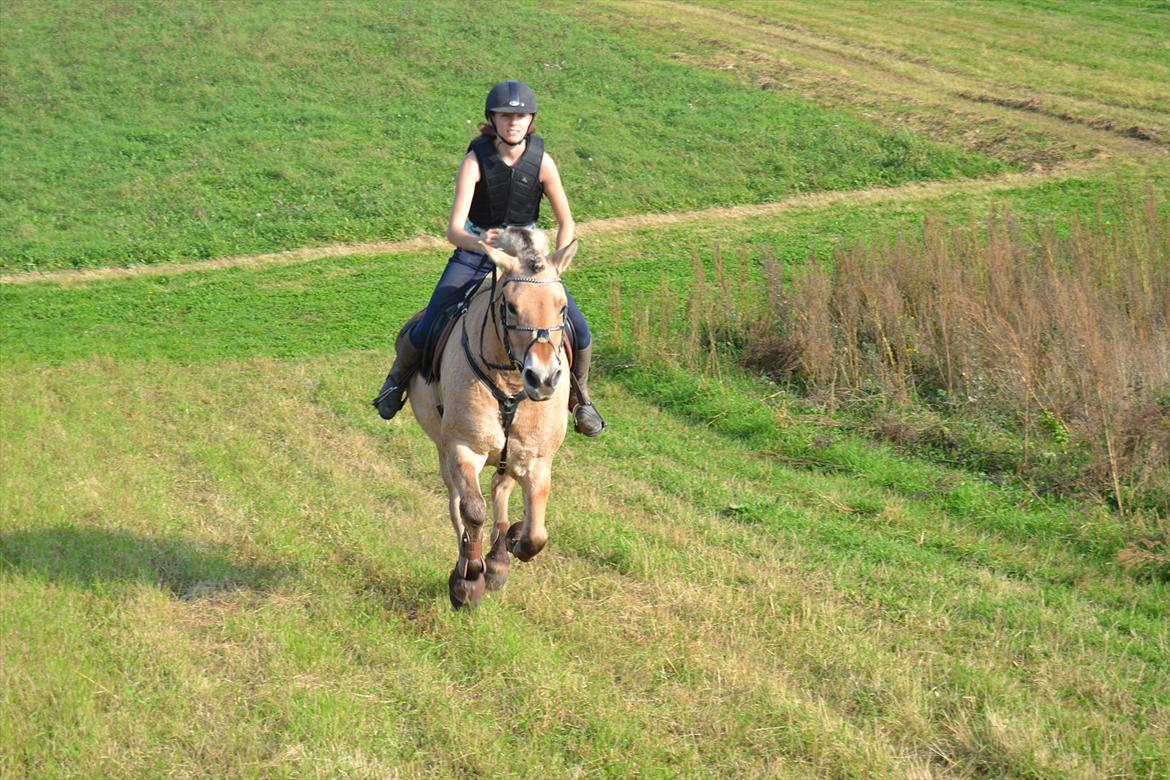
[551,369,563,387]
[524,369,539,387]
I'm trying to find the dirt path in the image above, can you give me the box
[4,2,1163,289]
[0,160,1100,287]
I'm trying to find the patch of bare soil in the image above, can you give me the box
[1120,125,1164,144]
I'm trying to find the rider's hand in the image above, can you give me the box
[482,228,502,246]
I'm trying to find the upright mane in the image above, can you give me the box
[492,228,550,274]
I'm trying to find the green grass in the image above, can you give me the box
[3,351,1166,778]
[3,175,1168,778]
[0,170,1155,366]
[0,0,1003,272]
[3,1,1169,776]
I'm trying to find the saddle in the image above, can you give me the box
[397,307,457,384]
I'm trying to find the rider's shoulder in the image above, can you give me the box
[457,151,479,180]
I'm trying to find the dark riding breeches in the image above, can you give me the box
[406,247,591,351]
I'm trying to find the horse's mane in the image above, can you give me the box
[493,228,549,274]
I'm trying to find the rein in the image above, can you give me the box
[462,267,567,475]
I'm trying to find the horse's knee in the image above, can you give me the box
[459,496,487,530]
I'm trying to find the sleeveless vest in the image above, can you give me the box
[466,134,545,229]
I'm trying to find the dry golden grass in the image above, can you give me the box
[640,186,1169,522]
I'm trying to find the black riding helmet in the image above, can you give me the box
[484,80,537,120]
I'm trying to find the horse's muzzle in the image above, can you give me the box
[522,366,562,401]
[521,356,563,401]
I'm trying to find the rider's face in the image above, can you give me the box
[492,112,534,143]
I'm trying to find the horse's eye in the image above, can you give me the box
[506,302,518,316]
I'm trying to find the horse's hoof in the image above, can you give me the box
[505,521,525,549]
[448,567,486,610]
[511,538,545,562]
[484,568,509,592]
[506,521,546,562]
[486,542,511,592]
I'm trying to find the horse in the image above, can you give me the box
[404,227,578,609]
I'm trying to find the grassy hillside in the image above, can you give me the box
[0,0,1002,271]
[575,0,1170,165]
[3,184,1168,778]
[0,172,1153,365]
[3,349,1167,778]
[2,1,1168,778]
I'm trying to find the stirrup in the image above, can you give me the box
[573,402,606,437]
[372,381,408,420]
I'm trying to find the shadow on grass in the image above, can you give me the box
[339,546,448,621]
[0,524,291,600]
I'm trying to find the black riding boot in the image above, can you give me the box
[372,338,423,420]
[569,344,606,436]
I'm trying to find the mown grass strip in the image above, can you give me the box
[572,0,1169,167]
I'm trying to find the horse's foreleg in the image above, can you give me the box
[485,470,516,591]
[440,456,463,542]
[445,446,488,609]
[508,461,551,562]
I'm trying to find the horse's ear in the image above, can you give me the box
[478,242,521,275]
[548,239,579,274]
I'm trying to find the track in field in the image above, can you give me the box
[0,159,1101,287]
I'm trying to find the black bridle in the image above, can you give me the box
[479,270,568,370]
[461,267,568,475]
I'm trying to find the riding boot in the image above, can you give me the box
[569,344,606,436]
[372,337,423,420]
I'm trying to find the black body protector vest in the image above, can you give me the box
[466,134,545,229]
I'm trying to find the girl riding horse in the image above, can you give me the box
[373,80,605,437]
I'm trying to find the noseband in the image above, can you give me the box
[488,274,568,371]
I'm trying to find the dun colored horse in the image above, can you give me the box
[405,228,578,608]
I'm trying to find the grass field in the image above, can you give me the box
[0,0,1004,271]
[2,1,1168,778]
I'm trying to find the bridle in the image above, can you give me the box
[461,267,568,476]
[480,271,567,371]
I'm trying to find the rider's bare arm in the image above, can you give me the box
[540,153,575,251]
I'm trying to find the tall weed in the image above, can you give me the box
[614,185,1169,527]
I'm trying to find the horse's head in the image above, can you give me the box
[478,228,579,402]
